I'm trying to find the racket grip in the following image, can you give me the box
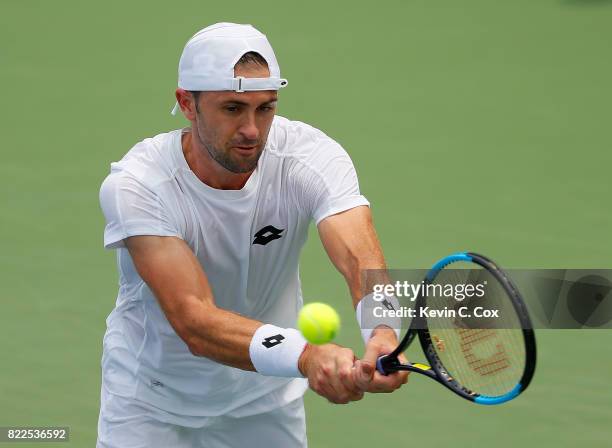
[376,354,394,375]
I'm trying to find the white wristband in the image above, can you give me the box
[356,293,401,343]
[249,324,307,378]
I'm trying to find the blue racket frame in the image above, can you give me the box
[376,252,537,405]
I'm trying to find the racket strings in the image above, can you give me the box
[431,328,524,396]
[426,266,526,397]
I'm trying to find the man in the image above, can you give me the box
[97,22,407,448]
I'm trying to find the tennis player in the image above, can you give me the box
[97,22,408,448]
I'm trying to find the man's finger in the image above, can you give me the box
[338,364,364,397]
[367,370,409,393]
[353,359,375,390]
[361,341,382,367]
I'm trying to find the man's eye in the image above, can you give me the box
[225,106,239,112]
[259,106,274,112]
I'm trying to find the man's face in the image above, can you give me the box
[192,64,278,174]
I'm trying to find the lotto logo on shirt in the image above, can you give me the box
[253,225,284,245]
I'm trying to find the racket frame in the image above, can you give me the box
[376,252,537,405]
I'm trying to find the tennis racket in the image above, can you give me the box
[376,252,536,405]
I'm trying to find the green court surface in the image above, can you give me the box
[1,0,611,446]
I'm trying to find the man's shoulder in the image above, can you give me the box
[267,115,351,166]
[104,129,183,190]
[268,115,342,156]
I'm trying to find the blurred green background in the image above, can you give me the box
[1,0,611,446]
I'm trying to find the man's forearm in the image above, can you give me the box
[161,296,308,378]
[317,207,389,308]
[174,298,262,370]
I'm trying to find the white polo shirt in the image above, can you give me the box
[99,115,369,421]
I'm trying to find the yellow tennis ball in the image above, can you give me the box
[297,302,340,345]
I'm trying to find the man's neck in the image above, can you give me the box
[181,130,253,190]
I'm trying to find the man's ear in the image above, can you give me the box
[175,88,197,121]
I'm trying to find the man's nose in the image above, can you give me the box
[238,112,259,141]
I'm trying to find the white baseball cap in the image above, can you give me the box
[171,22,288,115]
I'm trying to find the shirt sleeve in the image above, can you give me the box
[99,172,182,249]
[292,139,370,225]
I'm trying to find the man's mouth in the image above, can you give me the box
[232,145,258,156]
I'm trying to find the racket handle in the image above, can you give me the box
[376,354,398,375]
[376,356,386,375]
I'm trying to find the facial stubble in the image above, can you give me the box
[193,107,263,174]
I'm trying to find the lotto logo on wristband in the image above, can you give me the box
[262,334,285,348]
[381,298,396,311]
[250,325,305,377]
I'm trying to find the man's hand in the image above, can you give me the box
[354,327,409,393]
[298,344,365,404]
